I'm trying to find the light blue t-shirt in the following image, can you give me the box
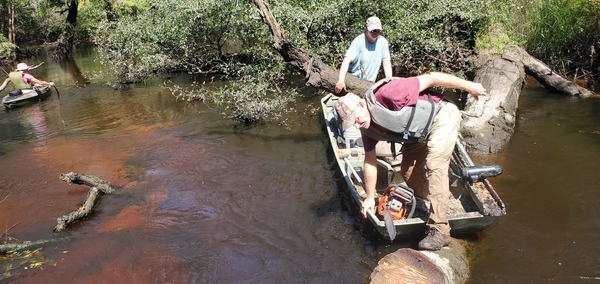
[345,33,390,83]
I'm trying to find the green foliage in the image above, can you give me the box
[474,1,524,55]
[207,69,296,124]
[271,0,491,75]
[0,34,17,58]
[480,0,599,68]
[93,0,269,81]
[94,0,492,80]
[268,0,376,66]
[76,1,110,43]
[476,24,517,55]
[91,0,493,122]
[78,0,152,43]
[12,0,64,44]
[168,61,297,124]
[525,0,598,62]
[382,0,491,75]
[92,0,299,123]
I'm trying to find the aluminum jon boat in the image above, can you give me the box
[321,93,506,240]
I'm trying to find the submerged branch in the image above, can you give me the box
[59,172,120,194]
[54,187,100,232]
[54,172,121,232]
[0,192,11,204]
[0,238,64,254]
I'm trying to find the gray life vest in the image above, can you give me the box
[364,77,441,143]
[8,71,31,89]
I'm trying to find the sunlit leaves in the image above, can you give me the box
[0,34,17,57]
[269,0,491,75]
[93,0,270,81]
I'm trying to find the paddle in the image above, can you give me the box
[51,84,60,98]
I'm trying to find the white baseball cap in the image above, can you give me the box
[366,16,382,31]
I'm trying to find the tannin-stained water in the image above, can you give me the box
[1,50,599,283]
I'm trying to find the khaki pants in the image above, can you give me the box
[400,102,460,236]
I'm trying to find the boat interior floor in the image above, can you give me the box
[339,140,480,218]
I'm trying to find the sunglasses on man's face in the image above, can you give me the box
[370,30,381,35]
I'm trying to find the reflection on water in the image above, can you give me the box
[1,50,600,283]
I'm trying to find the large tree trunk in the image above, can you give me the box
[371,240,469,284]
[520,48,594,98]
[461,48,525,154]
[54,0,78,60]
[461,46,594,154]
[7,0,15,44]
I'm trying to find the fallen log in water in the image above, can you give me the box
[54,187,100,232]
[59,172,120,194]
[370,240,468,284]
[518,48,594,98]
[54,172,120,232]
[461,46,595,154]
[1,173,117,255]
[0,237,70,254]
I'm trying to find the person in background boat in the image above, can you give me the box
[343,71,486,251]
[13,63,54,87]
[334,16,392,94]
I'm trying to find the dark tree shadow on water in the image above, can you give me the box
[59,59,90,87]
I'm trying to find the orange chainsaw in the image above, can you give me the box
[377,184,416,241]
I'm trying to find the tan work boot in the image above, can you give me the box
[418,227,450,250]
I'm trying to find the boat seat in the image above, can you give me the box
[8,90,22,96]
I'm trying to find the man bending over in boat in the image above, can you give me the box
[343,72,486,250]
[11,63,54,88]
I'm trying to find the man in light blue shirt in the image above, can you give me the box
[335,16,392,94]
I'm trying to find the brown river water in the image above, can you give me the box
[1,49,599,283]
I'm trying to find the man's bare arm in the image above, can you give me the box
[416,72,486,99]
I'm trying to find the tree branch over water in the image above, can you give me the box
[0,193,10,204]
[250,0,371,96]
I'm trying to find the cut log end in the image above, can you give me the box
[370,239,469,284]
[370,248,449,284]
